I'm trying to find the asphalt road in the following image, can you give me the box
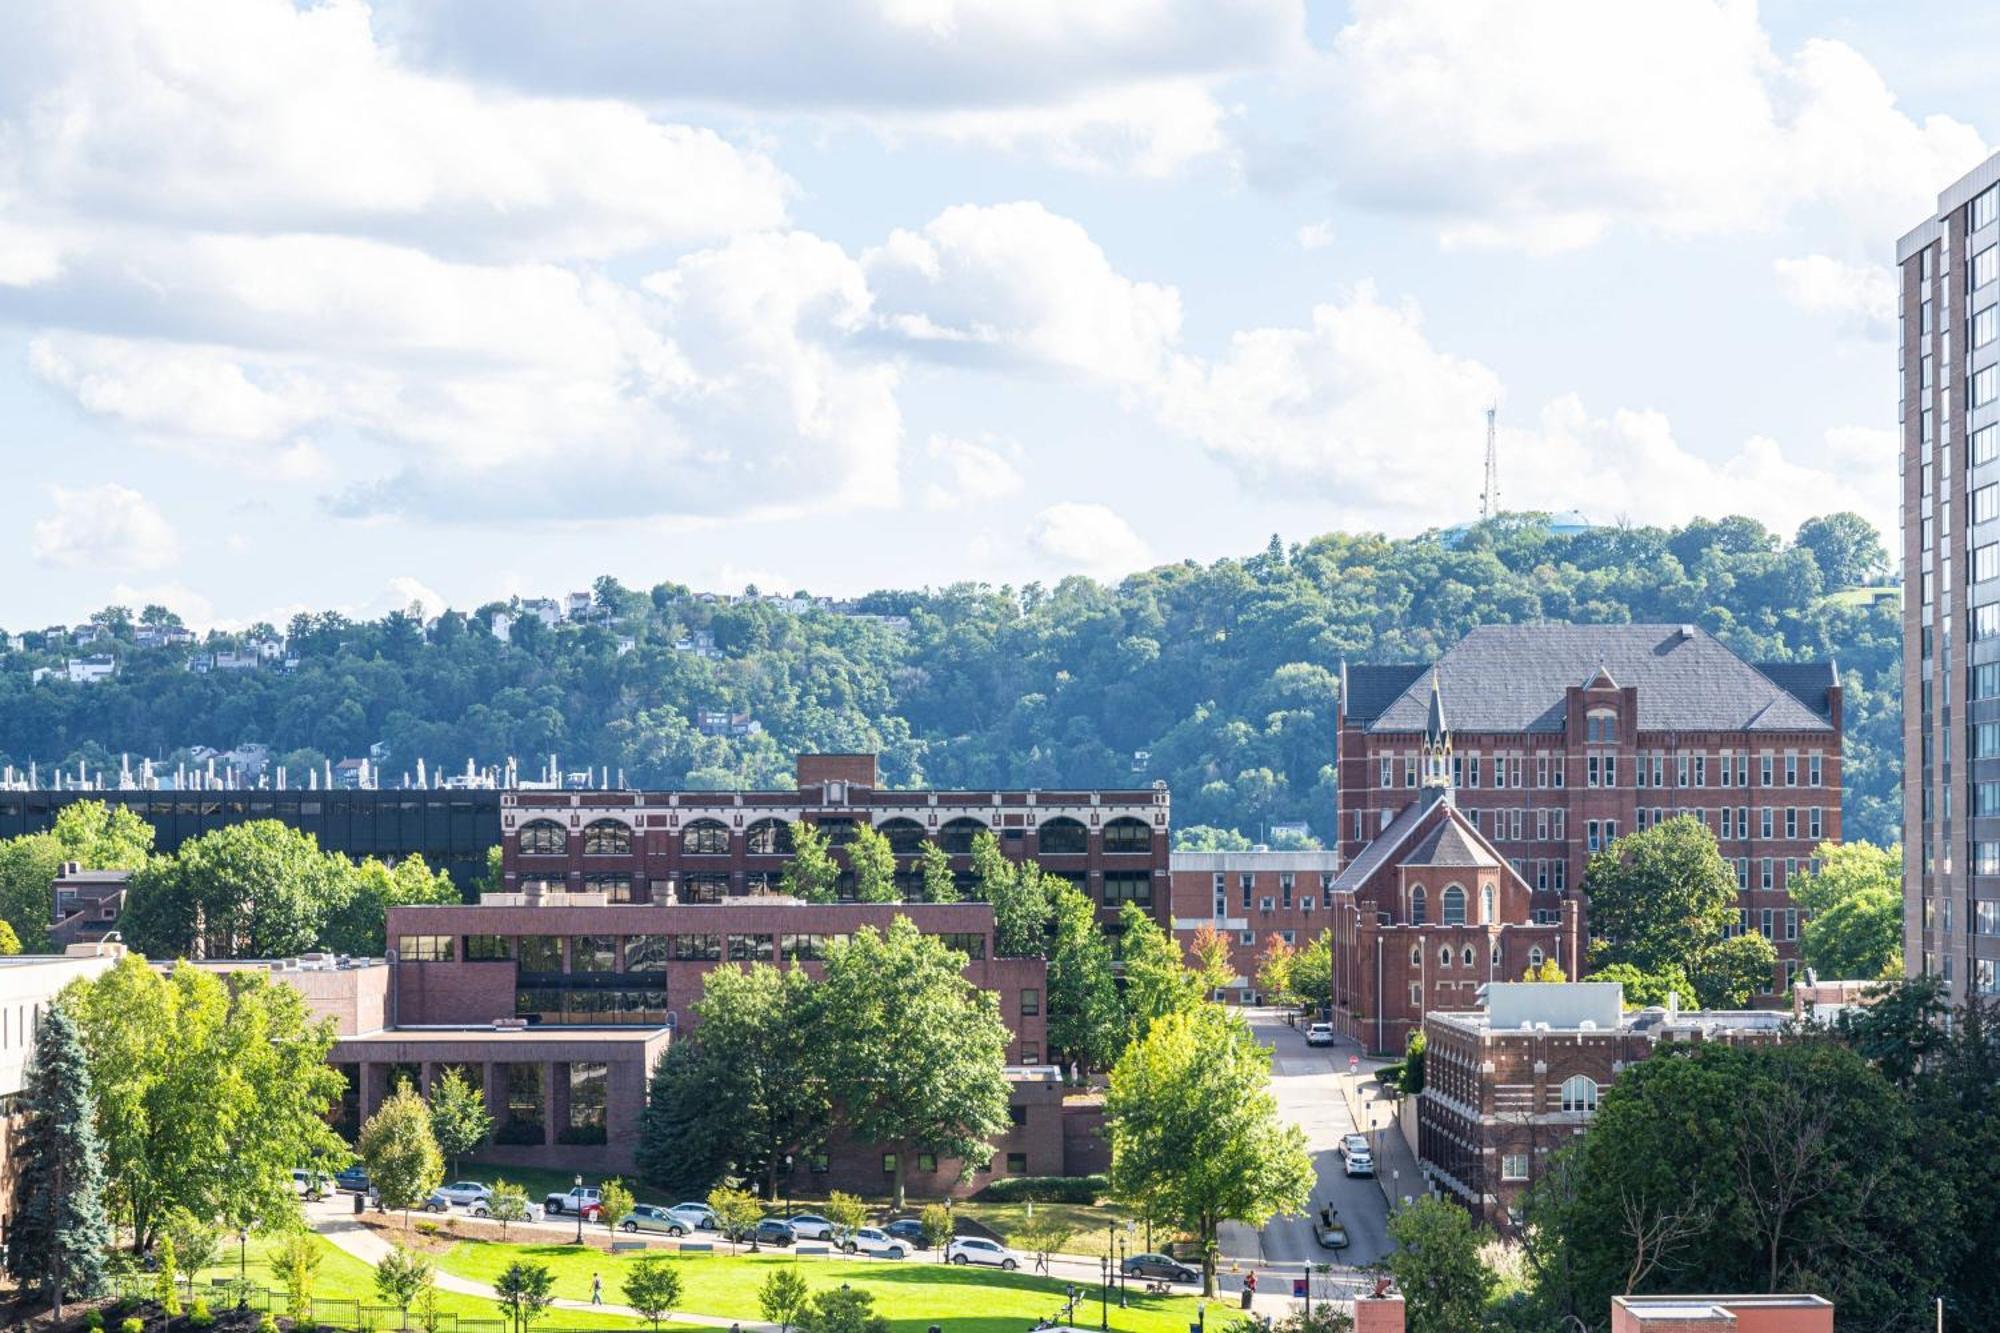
[1217,1009,1393,1282]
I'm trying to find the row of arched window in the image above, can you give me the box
[1411,942,1546,970]
[1407,883,1497,926]
[516,814,1154,856]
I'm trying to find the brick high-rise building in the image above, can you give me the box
[499,753,1171,929]
[1338,625,1842,999]
[1900,150,2000,1003]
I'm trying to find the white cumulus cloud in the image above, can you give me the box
[32,484,181,572]
[1773,254,1898,338]
[1029,502,1152,579]
[924,434,1024,509]
[1317,0,1986,251]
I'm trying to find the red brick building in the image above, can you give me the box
[1416,982,1784,1230]
[326,898,1061,1188]
[1339,625,1842,1000]
[500,753,1171,929]
[1167,850,1341,1001]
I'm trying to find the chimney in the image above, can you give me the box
[1354,1286,1405,1333]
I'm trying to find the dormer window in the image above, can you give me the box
[1586,709,1618,744]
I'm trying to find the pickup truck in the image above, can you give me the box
[544,1186,603,1218]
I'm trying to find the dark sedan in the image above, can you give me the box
[334,1166,371,1194]
[1121,1253,1200,1284]
[883,1218,928,1246]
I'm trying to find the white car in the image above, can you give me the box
[788,1213,837,1240]
[1341,1138,1375,1178]
[841,1227,910,1260]
[667,1202,718,1231]
[291,1170,334,1200]
[434,1181,493,1207]
[469,1197,546,1223]
[1305,1023,1335,1047]
[945,1237,1021,1270]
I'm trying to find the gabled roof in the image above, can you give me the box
[1364,625,1835,735]
[1754,661,1840,722]
[1329,787,1446,892]
[1404,820,1498,868]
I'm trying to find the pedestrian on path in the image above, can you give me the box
[1241,1271,1256,1310]
[592,1273,604,1305]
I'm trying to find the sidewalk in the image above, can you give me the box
[1337,1063,1426,1211]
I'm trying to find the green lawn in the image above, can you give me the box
[948,1201,1155,1261]
[185,1230,653,1329]
[438,1237,1207,1333]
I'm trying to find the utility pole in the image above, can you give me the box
[1480,404,1499,521]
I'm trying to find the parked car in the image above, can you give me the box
[620,1204,697,1236]
[752,1218,797,1247]
[945,1237,1021,1270]
[787,1212,836,1240]
[434,1181,492,1207]
[545,1186,602,1217]
[1121,1253,1199,1284]
[841,1226,910,1259]
[291,1170,334,1200]
[469,1196,546,1223]
[334,1165,371,1194]
[666,1202,718,1231]
[882,1218,928,1247]
[1305,1023,1335,1047]
[1341,1138,1375,1178]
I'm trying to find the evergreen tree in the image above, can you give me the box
[7,1004,112,1318]
[847,824,899,903]
[781,822,839,903]
[918,841,959,903]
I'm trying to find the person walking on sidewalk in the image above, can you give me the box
[1241,1271,1257,1310]
[592,1273,604,1305]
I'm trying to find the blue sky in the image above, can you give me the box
[0,0,1988,629]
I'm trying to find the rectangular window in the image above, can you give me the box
[1785,808,1798,839]
[1980,604,2000,640]
[570,935,618,972]
[882,1153,898,1176]
[517,935,564,971]
[1468,754,1481,787]
[726,933,774,963]
[1603,756,1616,786]
[1978,365,2000,410]
[1978,425,1999,466]
[1760,909,1775,940]
[1104,872,1153,907]
[1977,185,2000,231]
[504,1063,543,1132]
[1501,1154,1529,1183]
[1020,988,1041,1015]
[1553,860,1566,892]
[1785,909,1799,942]
[1976,244,1999,290]
[1587,755,1600,788]
[464,935,512,961]
[1760,754,1774,786]
[1693,755,1706,787]
[1785,754,1798,786]
[1006,1152,1028,1174]
[1979,305,2000,349]
[1809,753,1822,787]
[1761,807,1774,839]
[397,934,454,962]
[1809,807,1823,840]
[1761,858,1774,890]
[1979,663,2000,700]
[568,1061,609,1134]
[1380,757,1392,789]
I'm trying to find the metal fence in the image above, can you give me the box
[106,1275,507,1332]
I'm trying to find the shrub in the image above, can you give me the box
[415,1220,442,1237]
[495,1119,545,1146]
[259,1314,280,1333]
[121,1320,144,1333]
[975,1174,1107,1204]
[82,1312,105,1331]
[556,1124,608,1146]
[919,1202,955,1249]
[190,1298,216,1329]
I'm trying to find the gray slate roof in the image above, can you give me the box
[1364,625,1834,735]
[1404,820,1497,868]
[1344,665,1426,726]
[1330,787,1446,892]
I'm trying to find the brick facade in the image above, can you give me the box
[1340,627,1843,1003]
[1167,851,1342,1000]
[500,753,1171,930]
[1417,984,1785,1230]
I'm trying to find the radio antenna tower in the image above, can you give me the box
[1479,404,1499,521]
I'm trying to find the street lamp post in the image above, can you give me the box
[573,1173,585,1245]
[784,1154,794,1216]
[237,1227,248,1304]
[1116,1236,1127,1307]
[1100,1253,1109,1332]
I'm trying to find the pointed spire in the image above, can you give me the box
[1421,668,1454,792]
[1425,667,1449,746]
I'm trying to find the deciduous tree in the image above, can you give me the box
[1584,816,1737,980]
[623,1254,684,1331]
[375,1245,436,1331]
[426,1065,493,1178]
[781,822,839,903]
[120,821,351,959]
[1106,1004,1312,1294]
[494,1260,555,1333]
[1045,880,1123,1078]
[848,824,899,903]
[759,1266,811,1333]
[817,917,1012,1208]
[358,1083,445,1229]
[598,1178,635,1236]
[918,841,959,903]
[1118,903,1201,1038]
[1382,1199,1496,1333]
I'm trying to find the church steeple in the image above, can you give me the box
[1422,668,1453,790]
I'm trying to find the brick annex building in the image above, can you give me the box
[1338,625,1843,1008]
[498,753,1171,928]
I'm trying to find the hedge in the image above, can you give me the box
[974,1174,1108,1204]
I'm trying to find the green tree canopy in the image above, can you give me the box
[1106,1004,1313,1294]
[358,1082,445,1225]
[1382,1199,1496,1333]
[781,821,838,903]
[120,821,353,959]
[847,823,899,903]
[426,1065,494,1178]
[817,916,1013,1208]
[1118,902,1202,1038]
[1044,879,1124,1078]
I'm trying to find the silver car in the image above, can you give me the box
[841,1226,910,1259]
[620,1204,698,1236]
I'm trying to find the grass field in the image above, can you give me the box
[436,1236,1207,1333]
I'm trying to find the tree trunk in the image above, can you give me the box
[892,1143,909,1212]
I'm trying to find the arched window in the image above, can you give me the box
[1463,945,1476,966]
[745,819,794,855]
[1482,885,1496,924]
[1438,946,1453,968]
[582,819,631,855]
[1037,817,1089,854]
[1410,885,1427,926]
[518,820,567,856]
[1441,885,1467,926]
[1102,817,1152,853]
[1561,1075,1599,1113]
[937,818,987,854]
[1410,944,1422,966]
[1528,946,1545,970]
[877,818,928,855]
[683,819,730,855]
